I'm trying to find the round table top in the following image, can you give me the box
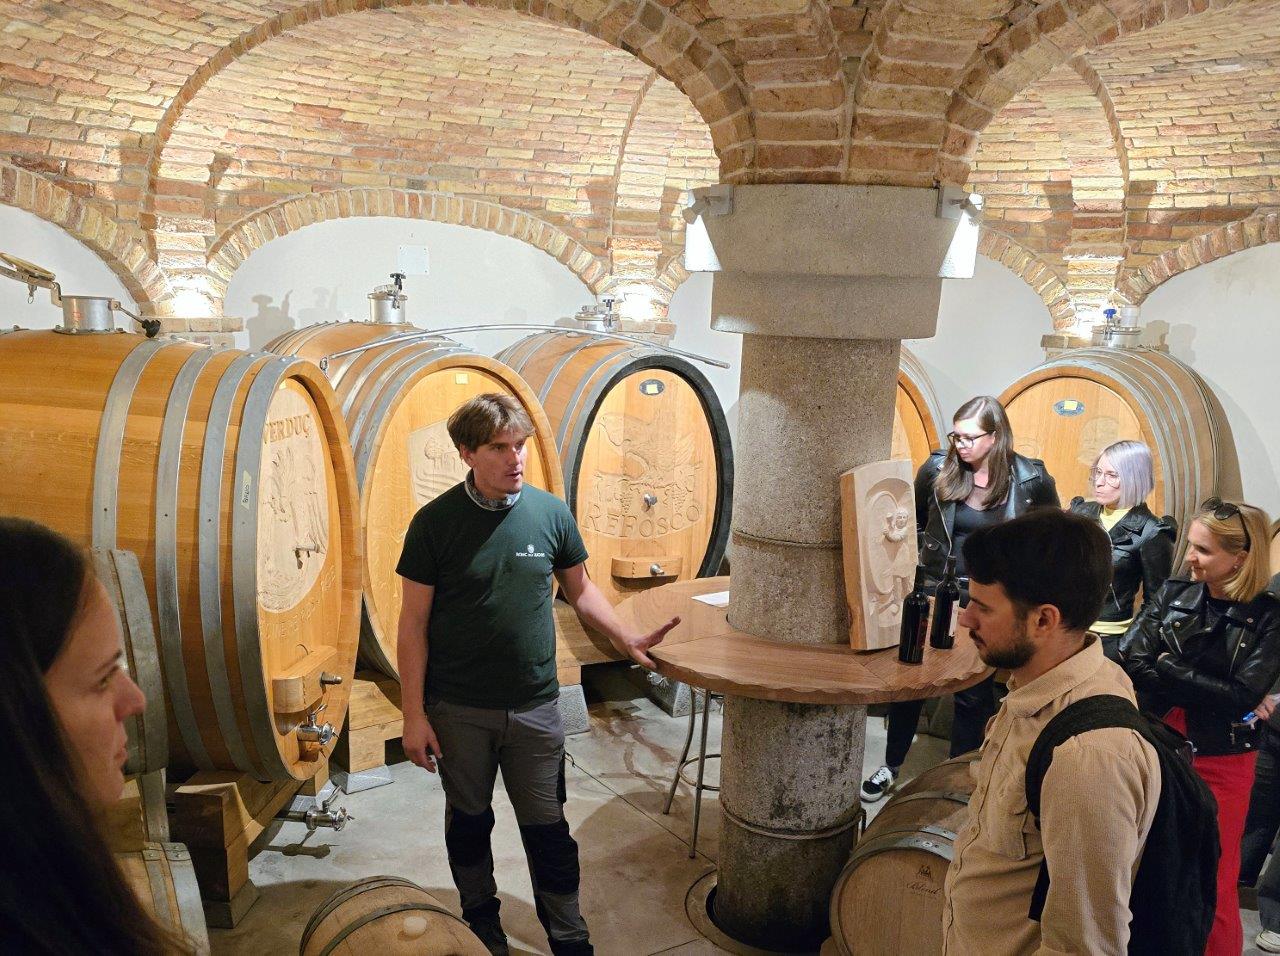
[615,577,992,706]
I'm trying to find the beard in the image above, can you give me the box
[973,618,1036,670]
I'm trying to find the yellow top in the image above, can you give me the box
[1092,507,1132,636]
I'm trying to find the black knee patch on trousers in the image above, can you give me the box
[446,806,495,867]
[520,819,580,895]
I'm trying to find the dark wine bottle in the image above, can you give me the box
[930,555,959,649]
[898,565,930,665]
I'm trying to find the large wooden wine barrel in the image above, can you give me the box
[999,348,1223,550]
[0,330,360,782]
[268,321,563,677]
[116,842,211,955]
[894,347,944,468]
[93,548,168,776]
[830,753,978,955]
[497,331,733,606]
[300,876,489,956]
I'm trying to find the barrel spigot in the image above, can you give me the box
[297,702,334,746]
[281,789,352,832]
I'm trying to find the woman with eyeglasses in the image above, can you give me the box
[861,395,1059,804]
[1124,498,1280,956]
[1067,440,1177,663]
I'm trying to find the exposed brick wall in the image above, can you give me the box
[3,0,1280,333]
[208,188,609,297]
[0,161,170,309]
[1118,208,1280,301]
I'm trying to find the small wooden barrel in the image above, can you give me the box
[0,330,361,782]
[999,348,1223,550]
[300,876,489,956]
[116,841,211,955]
[93,548,167,776]
[267,322,564,677]
[894,347,944,469]
[497,331,733,605]
[830,753,978,956]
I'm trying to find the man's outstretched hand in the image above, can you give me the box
[622,615,680,669]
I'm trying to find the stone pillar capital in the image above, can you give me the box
[685,183,981,340]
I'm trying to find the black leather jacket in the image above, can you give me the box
[915,450,1060,583]
[1123,576,1280,756]
[1069,498,1177,623]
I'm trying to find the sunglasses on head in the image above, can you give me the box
[1202,497,1252,551]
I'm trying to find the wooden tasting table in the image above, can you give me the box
[615,577,992,705]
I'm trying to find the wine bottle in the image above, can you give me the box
[898,565,930,665]
[930,555,959,649]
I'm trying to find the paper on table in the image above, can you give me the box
[693,590,730,608]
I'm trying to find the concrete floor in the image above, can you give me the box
[208,668,1263,955]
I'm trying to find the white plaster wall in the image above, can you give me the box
[667,271,743,436]
[908,253,1051,423]
[0,205,136,329]
[1139,243,1280,516]
[224,217,593,354]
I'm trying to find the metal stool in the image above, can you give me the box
[662,686,721,858]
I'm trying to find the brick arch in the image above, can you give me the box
[1117,211,1280,303]
[978,227,1076,330]
[143,0,753,230]
[0,162,169,312]
[937,0,1249,185]
[207,189,609,301]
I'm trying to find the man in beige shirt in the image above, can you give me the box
[942,508,1162,956]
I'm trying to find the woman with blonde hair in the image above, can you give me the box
[0,516,196,954]
[1125,498,1280,956]
[1068,439,1177,662]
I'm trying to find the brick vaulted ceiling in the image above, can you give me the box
[0,0,1278,326]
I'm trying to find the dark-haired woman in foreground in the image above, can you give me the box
[0,516,194,954]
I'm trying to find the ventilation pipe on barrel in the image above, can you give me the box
[0,251,162,337]
[368,273,409,324]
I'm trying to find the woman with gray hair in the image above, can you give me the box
[1068,439,1177,661]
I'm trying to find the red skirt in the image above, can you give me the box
[1165,707,1257,956]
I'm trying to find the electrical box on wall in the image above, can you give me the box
[397,244,430,275]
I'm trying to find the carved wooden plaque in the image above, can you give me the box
[840,459,918,651]
[257,384,331,613]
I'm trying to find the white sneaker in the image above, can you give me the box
[1257,929,1280,953]
[860,765,899,803]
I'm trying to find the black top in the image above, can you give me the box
[951,503,1003,576]
[1069,498,1177,624]
[396,483,589,709]
[1123,576,1280,756]
[915,451,1060,584]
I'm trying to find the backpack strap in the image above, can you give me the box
[1024,694,1148,922]
[1025,695,1146,823]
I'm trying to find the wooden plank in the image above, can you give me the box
[271,646,337,714]
[346,672,403,730]
[612,576,733,649]
[636,577,991,706]
[610,555,683,579]
[554,599,622,665]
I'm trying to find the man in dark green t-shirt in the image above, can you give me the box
[396,393,677,956]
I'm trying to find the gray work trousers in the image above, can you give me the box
[426,696,590,952]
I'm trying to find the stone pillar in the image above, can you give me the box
[686,184,979,949]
